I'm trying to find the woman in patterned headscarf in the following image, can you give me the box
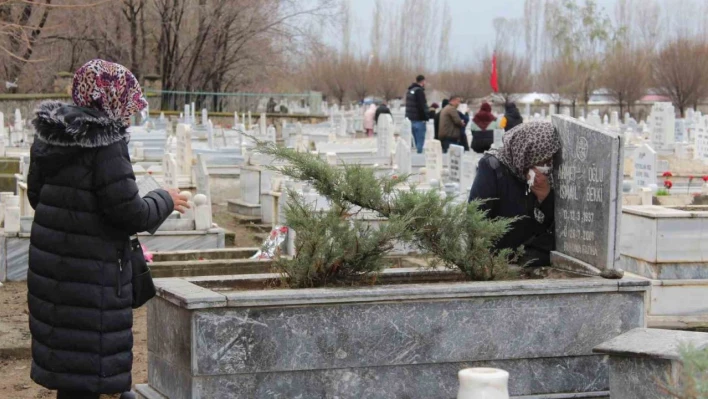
[468,122,561,267]
[28,60,188,399]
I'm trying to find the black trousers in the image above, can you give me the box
[57,391,100,399]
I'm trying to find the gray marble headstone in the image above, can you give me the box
[552,115,624,270]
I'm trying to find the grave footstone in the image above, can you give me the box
[459,153,481,196]
[448,144,464,183]
[377,114,394,158]
[395,137,412,175]
[551,115,624,272]
[424,140,443,183]
[633,143,657,192]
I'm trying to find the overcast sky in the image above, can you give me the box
[346,0,617,65]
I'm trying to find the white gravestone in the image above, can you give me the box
[162,153,179,189]
[14,109,22,134]
[395,137,412,175]
[377,114,394,158]
[175,124,193,176]
[448,144,464,182]
[259,113,267,136]
[207,120,214,149]
[610,112,620,128]
[694,116,708,164]
[201,108,208,127]
[5,195,20,234]
[675,119,687,143]
[459,154,481,196]
[194,194,211,230]
[191,102,196,124]
[649,102,675,150]
[266,126,277,143]
[136,175,162,198]
[424,139,443,183]
[400,118,412,148]
[633,143,657,191]
[184,104,190,125]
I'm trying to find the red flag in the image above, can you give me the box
[490,53,499,93]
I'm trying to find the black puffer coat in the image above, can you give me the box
[469,154,555,266]
[27,101,174,394]
[405,83,429,121]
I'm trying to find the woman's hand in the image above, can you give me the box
[167,188,190,214]
[529,167,551,203]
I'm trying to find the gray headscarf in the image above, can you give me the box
[492,121,561,187]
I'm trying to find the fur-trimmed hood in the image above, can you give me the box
[32,101,129,148]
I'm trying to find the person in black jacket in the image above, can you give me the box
[501,102,524,131]
[469,122,561,267]
[405,75,429,153]
[27,60,189,399]
[375,102,391,125]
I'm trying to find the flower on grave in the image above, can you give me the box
[141,245,153,263]
[148,171,153,175]
[662,171,673,178]
[703,176,708,182]
[689,175,695,182]
[664,180,673,190]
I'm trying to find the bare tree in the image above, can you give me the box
[652,38,708,117]
[437,67,483,103]
[0,0,53,92]
[601,45,649,115]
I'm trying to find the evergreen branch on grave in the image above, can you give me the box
[658,345,708,399]
[253,138,520,283]
[276,190,412,288]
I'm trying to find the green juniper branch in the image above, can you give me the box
[255,139,520,286]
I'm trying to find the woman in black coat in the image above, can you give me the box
[469,122,560,266]
[27,60,188,399]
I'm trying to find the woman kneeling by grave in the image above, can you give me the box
[27,60,189,399]
[469,122,561,267]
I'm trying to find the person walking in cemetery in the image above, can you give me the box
[458,103,471,151]
[500,102,524,132]
[469,122,561,267]
[267,97,277,113]
[375,101,392,125]
[429,102,439,120]
[469,102,499,153]
[405,74,430,153]
[26,59,189,399]
[438,96,466,153]
[363,103,376,136]
[434,98,449,140]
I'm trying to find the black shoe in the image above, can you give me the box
[120,392,136,399]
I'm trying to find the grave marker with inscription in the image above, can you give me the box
[424,139,443,182]
[448,144,464,182]
[633,143,657,190]
[551,115,624,271]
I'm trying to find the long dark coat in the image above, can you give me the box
[27,101,173,394]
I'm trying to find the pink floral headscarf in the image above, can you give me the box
[72,59,148,125]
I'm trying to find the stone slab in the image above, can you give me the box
[605,357,671,399]
[594,328,708,360]
[191,291,644,376]
[150,356,609,399]
[138,230,225,252]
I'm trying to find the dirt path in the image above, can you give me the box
[0,282,148,398]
